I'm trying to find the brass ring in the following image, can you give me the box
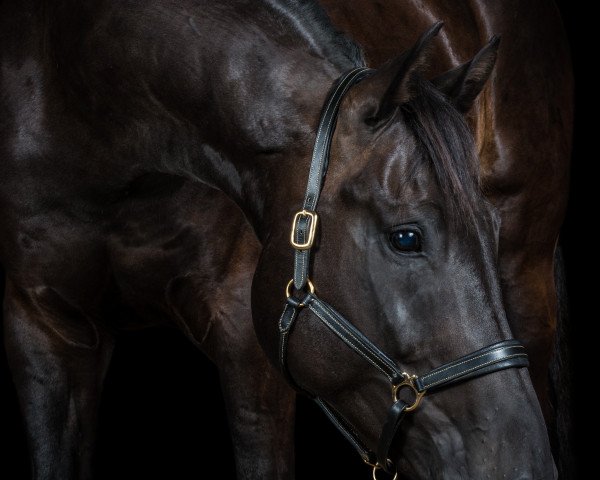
[372,464,398,480]
[392,373,426,412]
[285,278,315,305]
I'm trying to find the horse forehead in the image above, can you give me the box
[332,128,435,206]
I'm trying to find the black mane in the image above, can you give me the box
[262,0,365,69]
[402,78,481,229]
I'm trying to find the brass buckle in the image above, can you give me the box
[371,464,398,480]
[285,278,315,307]
[392,372,426,413]
[290,210,318,250]
[365,458,397,480]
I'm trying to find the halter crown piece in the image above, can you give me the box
[278,68,529,478]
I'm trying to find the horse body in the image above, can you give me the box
[2,4,294,475]
[1,1,563,478]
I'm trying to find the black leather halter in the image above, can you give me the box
[278,68,529,477]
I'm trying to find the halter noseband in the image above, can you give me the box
[278,68,529,476]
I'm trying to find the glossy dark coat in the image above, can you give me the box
[321,0,573,427]
[319,2,573,472]
[0,1,567,479]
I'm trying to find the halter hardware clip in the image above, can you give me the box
[371,464,398,480]
[392,373,427,413]
[285,278,315,308]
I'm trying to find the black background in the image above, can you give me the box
[0,2,590,478]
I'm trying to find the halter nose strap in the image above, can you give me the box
[278,67,530,476]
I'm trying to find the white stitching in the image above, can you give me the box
[303,69,366,208]
[293,251,307,288]
[294,220,303,285]
[314,299,398,372]
[324,303,398,373]
[420,345,524,381]
[309,303,381,362]
[317,399,366,453]
[293,219,308,287]
[303,252,307,284]
[423,353,528,389]
[305,69,358,201]
[294,251,301,285]
[309,304,394,382]
[315,302,398,374]
[278,304,289,331]
[306,70,362,207]
[279,306,289,367]
[309,304,390,379]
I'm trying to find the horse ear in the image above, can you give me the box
[366,22,443,123]
[432,36,500,113]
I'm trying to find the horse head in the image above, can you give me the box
[252,24,555,479]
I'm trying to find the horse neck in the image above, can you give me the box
[15,0,362,242]
[183,12,361,241]
[195,66,339,240]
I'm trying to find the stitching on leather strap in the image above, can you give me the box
[294,219,307,287]
[310,72,361,203]
[323,302,399,373]
[303,69,367,208]
[420,345,525,381]
[278,304,289,331]
[309,304,394,382]
[316,399,368,455]
[308,304,390,379]
[423,353,528,389]
[309,303,391,372]
[280,330,288,367]
[313,300,398,373]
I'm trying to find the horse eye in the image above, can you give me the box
[389,229,422,253]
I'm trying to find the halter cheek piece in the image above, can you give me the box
[278,68,529,476]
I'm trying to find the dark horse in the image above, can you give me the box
[1,1,557,479]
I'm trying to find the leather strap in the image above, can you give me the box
[280,293,403,385]
[292,67,373,289]
[377,400,408,473]
[308,296,402,384]
[414,340,529,392]
[315,398,377,466]
[278,301,302,389]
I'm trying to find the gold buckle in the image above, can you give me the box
[392,372,426,413]
[290,210,318,250]
[285,278,315,307]
[372,464,398,480]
